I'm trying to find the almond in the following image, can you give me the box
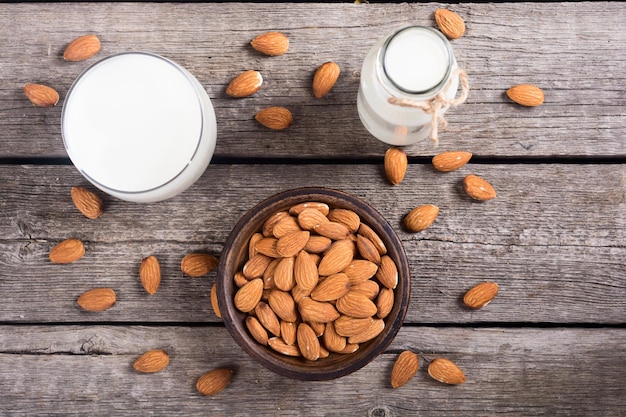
[23,83,59,107]
[234,278,263,313]
[434,9,466,40]
[428,358,466,385]
[355,235,381,264]
[323,322,347,353]
[294,250,319,291]
[133,349,169,373]
[289,202,330,216]
[376,255,398,290]
[273,256,296,291]
[49,238,85,264]
[312,61,340,98]
[226,70,263,98]
[210,283,222,318]
[255,302,281,337]
[271,215,302,238]
[336,292,378,318]
[310,273,350,302]
[255,106,293,130]
[280,320,297,345]
[343,259,378,285]
[298,297,340,323]
[77,287,116,312]
[336,343,360,354]
[246,316,269,345]
[404,204,439,232]
[268,290,298,322]
[506,84,545,107]
[463,281,499,309]
[242,253,272,279]
[196,368,234,396]
[391,351,419,388]
[268,337,301,356]
[350,279,380,300]
[318,239,355,276]
[291,283,311,304]
[303,235,332,254]
[234,271,249,288]
[297,323,321,361]
[181,253,219,277]
[384,148,408,185]
[63,34,101,61]
[308,321,325,337]
[376,287,394,319]
[248,232,263,258]
[333,316,374,337]
[358,223,387,255]
[70,186,103,219]
[251,31,289,56]
[348,318,384,344]
[432,151,472,172]
[254,237,280,258]
[327,209,361,233]
[297,208,330,230]
[463,174,497,201]
[314,221,351,241]
[139,255,161,295]
[276,230,310,257]
[262,211,289,237]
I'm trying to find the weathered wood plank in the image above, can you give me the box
[0,2,624,158]
[0,325,624,416]
[1,164,623,323]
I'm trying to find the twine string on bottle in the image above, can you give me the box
[387,68,469,145]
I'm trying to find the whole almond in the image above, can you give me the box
[248,232,263,258]
[432,151,472,172]
[358,223,387,255]
[298,297,340,323]
[246,316,269,345]
[297,208,330,230]
[140,255,161,295]
[336,292,378,318]
[70,186,103,219]
[251,31,289,56]
[196,368,234,396]
[255,106,293,130]
[63,34,101,61]
[348,318,385,344]
[262,211,289,237]
[234,278,263,313]
[294,250,319,291]
[312,61,341,98]
[254,237,280,258]
[77,287,116,312]
[49,238,85,264]
[317,239,355,276]
[333,316,374,337]
[255,302,281,337]
[280,320,297,345]
[181,253,219,277]
[210,283,222,318]
[23,83,59,107]
[434,9,466,39]
[323,322,347,353]
[271,215,302,238]
[310,273,350,302]
[404,204,439,232]
[463,174,497,201]
[376,287,394,319]
[313,222,351,241]
[463,281,499,309]
[273,256,295,291]
[391,351,419,388]
[303,235,332,253]
[336,343,360,354]
[343,259,378,285]
[376,255,398,290]
[276,231,310,257]
[350,279,380,300]
[133,349,169,373]
[268,290,298,322]
[384,148,408,185]
[268,337,301,356]
[356,235,381,264]
[506,84,545,107]
[327,209,360,233]
[297,323,321,361]
[226,70,263,98]
[428,358,466,385]
[242,253,272,279]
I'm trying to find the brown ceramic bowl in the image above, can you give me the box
[217,187,410,380]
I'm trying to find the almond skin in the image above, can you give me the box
[432,151,472,172]
[133,349,169,373]
[70,186,103,219]
[49,238,85,264]
[139,255,161,295]
[77,287,116,312]
[23,83,59,107]
[226,70,263,98]
[463,174,497,201]
[63,34,101,61]
[506,84,545,107]
[404,204,439,232]
[312,61,340,98]
[434,9,466,39]
[196,368,234,396]
[384,148,408,185]
[255,106,293,130]
[463,281,499,309]
[391,351,419,388]
[251,31,289,56]
[428,358,466,385]
[181,253,219,277]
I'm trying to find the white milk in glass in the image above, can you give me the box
[357,26,459,146]
[62,52,216,202]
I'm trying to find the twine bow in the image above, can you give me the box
[388,68,469,145]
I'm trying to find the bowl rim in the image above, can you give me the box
[217,187,411,380]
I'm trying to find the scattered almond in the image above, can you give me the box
[70,186,103,219]
[434,9,466,39]
[49,238,85,264]
[391,351,419,388]
[181,253,219,277]
[255,106,293,130]
[428,358,466,385]
[404,204,439,233]
[506,84,545,107]
[463,174,496,201]
[432,151,472,172]
[133,349,169,373]
[77,287,116,312]
[139,255,161,295]
[196,368,234,396]
[211,283,222,318]
[23,83,59,107]
[63,34,101,61]
[226,70,263,98]
[251,31,289,56]
[384,148,408,185]
[463,281,499,309]
[312,61,340,98]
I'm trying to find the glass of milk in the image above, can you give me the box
[357,26,460,146]
[62,52,217,203]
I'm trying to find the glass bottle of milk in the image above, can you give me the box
[357,25,466,146]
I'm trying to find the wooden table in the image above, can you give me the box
[1,2,625,416]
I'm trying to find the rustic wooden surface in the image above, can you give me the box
[0,2,625,416]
